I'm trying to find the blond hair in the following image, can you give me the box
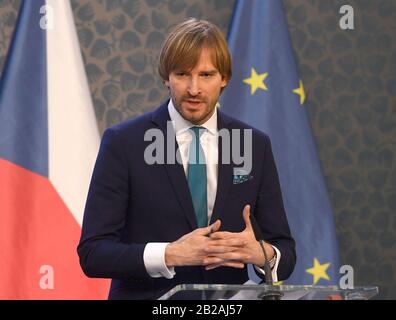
[158,18,232,82]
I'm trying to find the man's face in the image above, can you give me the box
[165,47,228,125]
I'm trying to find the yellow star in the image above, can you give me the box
[306,258,330,285]
[293,80,306,105]
[243,68,268,95]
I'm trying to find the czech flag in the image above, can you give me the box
[0,0,109,299]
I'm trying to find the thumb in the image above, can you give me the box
[210,219,221,233]
[199,219,221,236]
[243,205,252,230]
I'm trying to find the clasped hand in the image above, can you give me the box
[165,205,274,270]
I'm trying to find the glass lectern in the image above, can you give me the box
[159,284,378,300]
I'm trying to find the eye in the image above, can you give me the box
[201,73,213,78]
[175,71,187,77]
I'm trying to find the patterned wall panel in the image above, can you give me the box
[0,0,20,72]
[71,0,235,133]
[0,0,395,299]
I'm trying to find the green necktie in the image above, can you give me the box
[187,126,208,228]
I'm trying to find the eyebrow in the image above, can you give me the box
[199,70,218,74]
[174,69,219,74]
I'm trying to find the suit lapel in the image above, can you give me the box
[151,102,198,230]
[210,111,233,224]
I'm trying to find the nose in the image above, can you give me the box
[187,77,201,96]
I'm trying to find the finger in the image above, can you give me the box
[210,219,221,233]
[208,251,250,262]
[242,205,252,230]
[208,238,246,248]
[203,257,224,265]
[204,245,238,254]
[223,261,245,269]
[205,261,245,270]
[209,231,233,240]
[198,219,221,236]
[205,264,221,270]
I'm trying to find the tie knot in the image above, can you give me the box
[189,126,205,138]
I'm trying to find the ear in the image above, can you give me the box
[164,79,170,87]
[221,77,228,88]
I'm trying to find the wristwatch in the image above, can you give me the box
[268,251,277,269]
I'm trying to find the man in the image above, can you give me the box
[78,18,296,300]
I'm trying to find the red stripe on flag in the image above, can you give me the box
[0,159,109,299]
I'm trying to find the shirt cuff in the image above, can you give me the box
[143,242,176,279]
[254,245,281,283]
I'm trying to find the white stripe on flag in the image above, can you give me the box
[47,0,100,226]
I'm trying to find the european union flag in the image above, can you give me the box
[221,0,340,285]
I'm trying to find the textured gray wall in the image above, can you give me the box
[0,0,395,299]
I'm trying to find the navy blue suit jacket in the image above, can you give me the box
[77,101,296,299]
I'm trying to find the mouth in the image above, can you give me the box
[183,99,204,109]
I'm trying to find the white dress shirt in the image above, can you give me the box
[143,100,280,282]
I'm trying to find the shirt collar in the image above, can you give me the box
[167,99,218,136]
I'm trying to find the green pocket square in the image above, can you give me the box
[233,169,253,184]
